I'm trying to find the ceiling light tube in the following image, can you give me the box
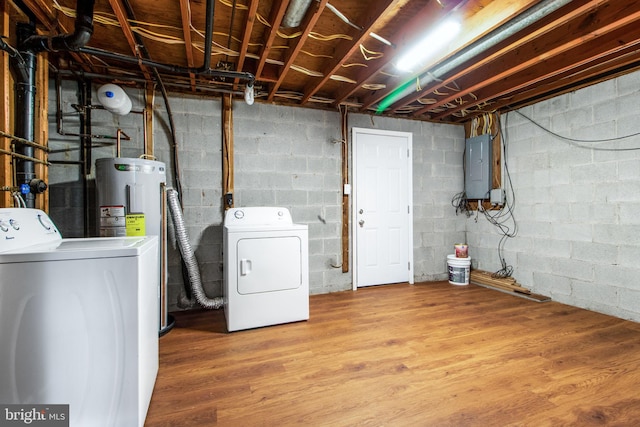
[395,19,461,73]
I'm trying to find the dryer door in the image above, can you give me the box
[236,236,302,294]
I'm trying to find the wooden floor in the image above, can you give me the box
[145,282,640,426]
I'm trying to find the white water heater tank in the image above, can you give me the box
[96,158,165,238]
[96,157,169,332]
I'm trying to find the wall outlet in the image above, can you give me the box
[490,189,505,205]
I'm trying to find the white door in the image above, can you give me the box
[352,127,413,288]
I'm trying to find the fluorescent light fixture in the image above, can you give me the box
[395,19,461,72]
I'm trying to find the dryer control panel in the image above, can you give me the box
[224,207,293,227]
[0,208,61,253]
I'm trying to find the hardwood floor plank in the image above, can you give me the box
[145,282,640,426]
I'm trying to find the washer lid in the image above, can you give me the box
[0,236,157,263]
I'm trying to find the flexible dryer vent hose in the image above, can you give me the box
[167,187,223,310]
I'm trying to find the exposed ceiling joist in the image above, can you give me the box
[255,0,290,80]
[266,0,328,101]
[12,0,640,124]
[178,0,197,91]
[300,0,401,104]
[107,0,153,80]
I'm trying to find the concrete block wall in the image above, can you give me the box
[46,80,467,312]
[466,69,640,322]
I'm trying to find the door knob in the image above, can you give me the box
[359,219,365,227]
[359,209,364,214]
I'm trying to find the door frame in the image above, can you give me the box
[351,127,414,290]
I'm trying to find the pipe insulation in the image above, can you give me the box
[166,188,223,310]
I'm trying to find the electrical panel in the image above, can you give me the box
[464,134,492,199]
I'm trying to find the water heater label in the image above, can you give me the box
[126,214,146,236]
[100,205,125,217]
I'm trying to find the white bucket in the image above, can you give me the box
[447,254,470,286]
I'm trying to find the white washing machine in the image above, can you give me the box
[223,207,309,332]
[0,208,159,427]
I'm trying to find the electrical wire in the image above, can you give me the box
[514,109,640,151]
[483,113,517,278]
[452,113,517,278]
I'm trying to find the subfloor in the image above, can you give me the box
[145,281,640,426]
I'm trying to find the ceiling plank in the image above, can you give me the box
[406,0,619,117]
[107,0,153,80]
[331,0,465,107]
[428,6,640,121]
[178,0,196,91]
[358,0,545,113]
[266,0,328,102]
[436,37,640,122]
[300,0,400,104]
[255,0,290,79]
[491,49,640,116]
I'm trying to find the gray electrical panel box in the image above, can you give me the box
[465,134,492,199]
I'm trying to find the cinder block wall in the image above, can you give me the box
[466,70,640,322]
[47,82,465,311]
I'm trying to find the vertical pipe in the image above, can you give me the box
[202,0,215,71]
[14,23,36,208]
[116,129,122,157]
[78,79,92,236]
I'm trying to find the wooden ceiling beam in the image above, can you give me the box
[17,0,53,30]
[428,7,640,121]
[108,0,153,81]
[266,0,328,102]
[233,0,260,90]
[357,0,543,113]
[300,0,400,104]
[255,0,290,79]
[178,0,196,91]
[331,0,465,107]
[461,47,640,123]
[407,0,625,117]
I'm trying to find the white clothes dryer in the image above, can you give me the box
[223,207,309,332]
[0,208,159,427]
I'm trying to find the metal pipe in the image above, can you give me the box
[78,79,92,235]
[54,69,248,96]
[282,0,314,28]
[13,23,37,208]
[116,129,123,157]
[202,0,215,71]
[378,0,573,112]
[143,110,148,156]
[21,0,95,52]
[77,46,255,85]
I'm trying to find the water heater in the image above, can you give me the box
[96,157,169,333]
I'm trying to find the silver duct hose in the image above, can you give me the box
[166,187,223,309]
